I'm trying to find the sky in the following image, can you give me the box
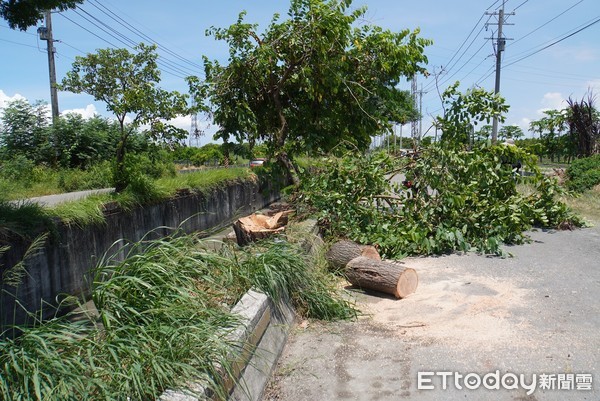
[1,0,599,145]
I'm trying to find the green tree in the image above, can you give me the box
[51,113,125,168]
[61,43,192,191]
[499,125,524,141]
[195,0,430,185]
[436,82,509,146]
[529,109,569,162]
[0,98,51,163]
[1,0,82,30]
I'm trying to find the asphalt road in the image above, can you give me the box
[264,226,600,401]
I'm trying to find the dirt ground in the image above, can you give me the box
[263,226,600,401]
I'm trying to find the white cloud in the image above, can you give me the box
[61,104,99,119]
[0,90,26,110]
[537,92,565,115]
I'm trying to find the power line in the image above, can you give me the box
[74,6,194,77]
[423,0,502,92]
[508,0,584,48]
[59,12,121,48]
[512,0,529,11]
[59,10,189,79]
[0,37,39,49]
[504,16,600,68]
[87,0,203,72]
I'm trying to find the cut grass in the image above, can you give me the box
[0,232,355,400]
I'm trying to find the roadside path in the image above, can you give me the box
[25,188,114,207]
[264,226,600,401]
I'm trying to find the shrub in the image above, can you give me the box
[566,154,600,192]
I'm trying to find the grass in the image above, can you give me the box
[0,231,355,400]
[0,168,253,235]
[563,185,600,225]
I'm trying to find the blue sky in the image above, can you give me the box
[1,0,599,144]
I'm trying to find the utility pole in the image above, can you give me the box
[417,84,428,144]
[39,11,59,122]
[486,1,513,142]
[411,74,418,148]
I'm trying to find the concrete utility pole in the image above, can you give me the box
[417,84,428,143]
[486,1,514,142]
[40,11,59,122]
[411,74,418,147]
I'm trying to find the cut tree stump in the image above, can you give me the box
[345,256,418,299]
[326,240,381,270]
[233,212,287,246]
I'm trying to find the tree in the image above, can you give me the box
[499,125,524,141]
[529,109,569,162]
[51,113,125,168]
[436,82,509,146]
[0,98,51,163]
[566,92,599,157]
[61,43,192,191]
[195,0,431,185]
[1,0,82,30]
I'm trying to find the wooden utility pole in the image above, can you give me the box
[42,11,60,122]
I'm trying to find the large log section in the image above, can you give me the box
[325,240,381,270]
[345,256,418,299]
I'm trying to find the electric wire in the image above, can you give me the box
[74,6,193,77]
[87,0,203,72]
[504,16,600,68]
[508,0,584,48]
[59,10,188,79]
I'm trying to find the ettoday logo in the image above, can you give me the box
[417,371,593,395]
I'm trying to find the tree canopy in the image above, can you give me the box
[61,43,191,191]
[194,0,431,184]
[0,0,82,30]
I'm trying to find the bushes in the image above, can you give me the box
[566,154,600,192]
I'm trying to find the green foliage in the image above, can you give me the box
[61,43,192,192]
[499,125,524,141]
[52,114,122,169]
[529,108,577,163]
[301,146,582,257]
[0,232,353,400]
[0,99,52,164]
[0,0,82,30]
[436,82,509,146]
[174,143,225,166]
[56,161,113,192]
[197,0,431,183]
[566,154,600,192]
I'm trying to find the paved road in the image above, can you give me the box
[25,188,114,207]
[264,226,600,401]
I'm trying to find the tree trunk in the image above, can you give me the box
[232,212,287,246]
[326,240,380,271]
[276,151,300,186]
[345,256,418,299]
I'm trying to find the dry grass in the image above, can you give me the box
[563,185,600,225]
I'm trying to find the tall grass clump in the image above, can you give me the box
[237,241,357,321]
[0,228,353,400]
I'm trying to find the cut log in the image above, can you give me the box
[345,256,418,299]
[232,213,286,246]
[326,240,381,270]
